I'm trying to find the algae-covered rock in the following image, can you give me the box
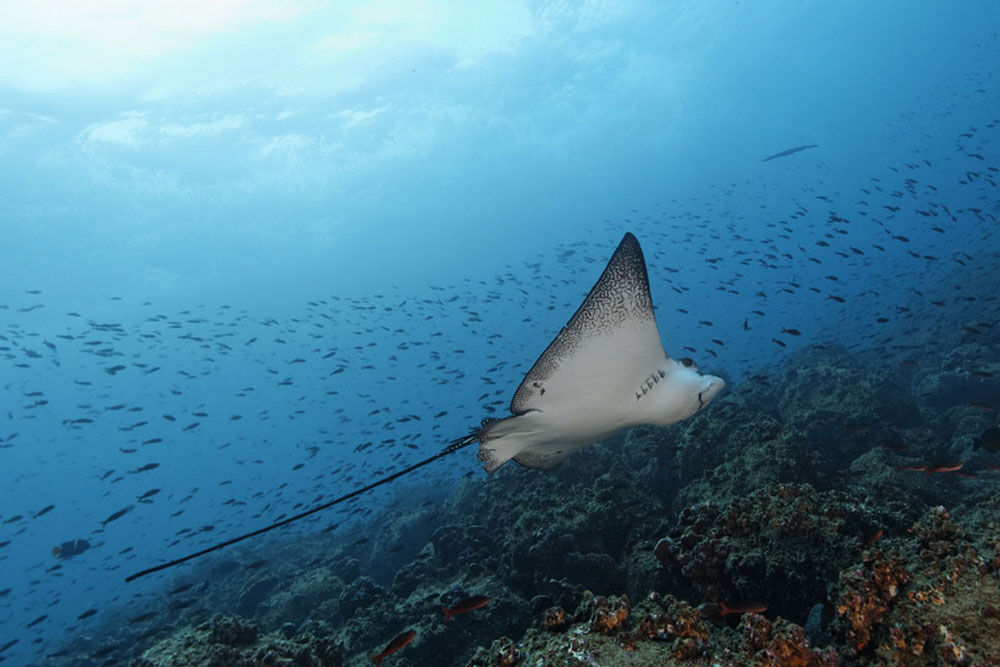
[49,338,999,667]
[132,613,343,667]
[834,505,1000,664]
[660,483,881,621]
[236,575,278,617]
[467,590,835,666]
[675,416,815,510]
[766,348,922,467]
[337,575,387,619]
[267,566,345,626]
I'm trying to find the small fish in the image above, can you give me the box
[862,528,883,548]
[895,462,964,476]
[718,601,767,617]
[371,629,416,666]
[927,461,964,474]
[168,598,197,610]
[762,144,818,162]
[441,595,490,622]
[27,614,48,627]
[780,328,802,336]
[34,504,55,519]
[168,583,194,596]
[101,506,133,526]
[77,608,98,620]
[973,426,1000,453]
[52,539,89,558]
[129,611,158,624]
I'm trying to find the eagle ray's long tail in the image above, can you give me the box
[125,429,480,583]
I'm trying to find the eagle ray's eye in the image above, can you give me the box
[679,357,695,368]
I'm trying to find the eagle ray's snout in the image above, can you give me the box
[699,376,725,410]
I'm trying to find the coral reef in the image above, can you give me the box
[835,505,1000,664]
[835,549,911,654]
[44,345,1000,666]
[133,614,342,667]
[468,590,836,666]
[657,482,883,621]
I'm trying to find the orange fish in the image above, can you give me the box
[895,462,963,477]
[372,629,416,666]
[862,528,883,548]
[718,601,766,617]
[442,595,490,622]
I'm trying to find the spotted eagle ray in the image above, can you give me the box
[126,232,724,582]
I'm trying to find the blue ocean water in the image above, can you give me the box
[0,2,997,664]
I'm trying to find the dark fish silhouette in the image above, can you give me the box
[101,506,133,526]
[52,539,89,558]
[973,426,1000,453]
[129,611,158,624]
[762,144,818,161]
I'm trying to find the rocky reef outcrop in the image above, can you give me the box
[43,329,1000,666]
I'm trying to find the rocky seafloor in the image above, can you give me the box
[46,323,1000,666]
